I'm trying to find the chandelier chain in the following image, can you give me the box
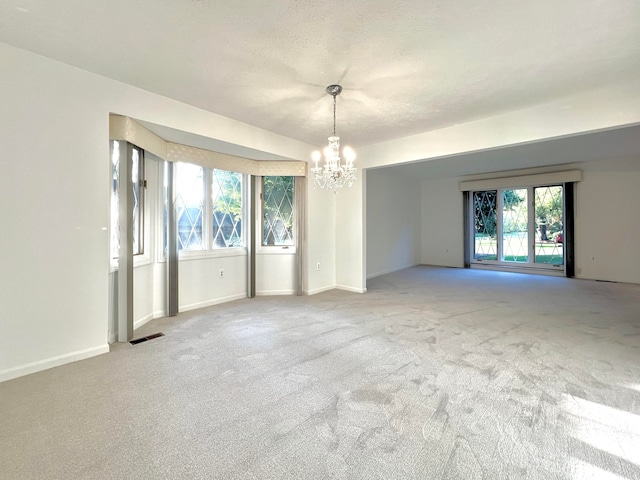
[333,94,337,137]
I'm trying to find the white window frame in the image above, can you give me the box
[170,162,248,262]
[258,175,297,255]
[109,141,151,272]
[468,183,565,273]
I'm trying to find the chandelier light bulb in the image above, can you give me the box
[343,146,355,165]
[311,150,321,169]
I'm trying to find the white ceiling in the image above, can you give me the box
[2,0,640,151]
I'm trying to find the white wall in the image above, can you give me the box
[575,157,640,284]
[335,174,366,293]
[1,45,111,381]
[179,254,247,310]
[419,157,640,284]
[0,43,314,382]
[366,169,422,278]
[421,177,465,268]
[256,253,296,295]
[305,182,336,294]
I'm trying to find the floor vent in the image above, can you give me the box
[130,332,165,345]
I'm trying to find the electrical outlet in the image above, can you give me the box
[219,268,224,278]
[316,262,320,271]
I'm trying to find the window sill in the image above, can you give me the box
[257,246,297,255]
[178,247,248,262]
[109,254,152,273]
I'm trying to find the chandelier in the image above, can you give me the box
[311,84,357,191]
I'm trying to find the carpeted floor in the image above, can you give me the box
[1,266,639,479]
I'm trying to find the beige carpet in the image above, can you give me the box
[1,266,639,479]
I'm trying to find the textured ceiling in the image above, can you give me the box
[1,0,640,149]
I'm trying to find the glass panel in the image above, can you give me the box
[162,161,168,256]
[175,162,204,250]
[212,169,243,247]
[534,186,564,265]
[263,176,294,246]
[110,141,120,260]
[502,189,528,262]
[473,191,497,260]
[131,147,144,255]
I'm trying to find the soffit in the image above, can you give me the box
[377,124,640,180]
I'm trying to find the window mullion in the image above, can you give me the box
[204,168,213,250]
[242,174,250,248]
[497,189,504,261]
[528,186,535,264]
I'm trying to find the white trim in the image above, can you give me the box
[178,247,247,261]
[134,255,152,267]
[459,169,582,191]
[127,310,166,337]
[366,263,420,280]
[304,284,337,295]
[256,289,296,296]
[335,284,368,294]
[256,247,297,255]
[179,293,247,312]
[0,344,110,383]
[134,312,155,330]
[110,255,153,273]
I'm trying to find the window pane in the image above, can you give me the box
[175,162,204,250]
[473,191,497,260]
[263,176,294,246]
[535,186,564,264]
[110,142,145,258]
[502,188,528,262]
[162,161,168,256]
[110,141,120,260]
[212,169,243,247]
[131,147,144,255]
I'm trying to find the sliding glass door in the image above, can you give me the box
[502,188,528,262]
[534,186,564,265]
[472,185,564,271]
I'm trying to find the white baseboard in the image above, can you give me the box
[179,293,247,313]
[0,344,110,383]
[256,289,296,296]
[304,284,336,295]
[366,262,420,280]
[134,312,154,330]
[335,284,367,294]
